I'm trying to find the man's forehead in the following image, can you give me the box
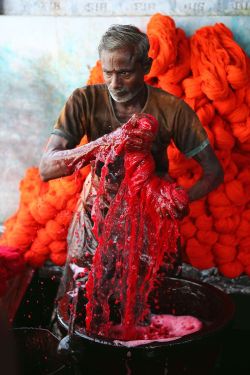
[100,48,138,67]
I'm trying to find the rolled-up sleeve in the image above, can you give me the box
[172,99,209,158]
[52,88,88,147]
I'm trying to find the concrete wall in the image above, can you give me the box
[0,1,250,222]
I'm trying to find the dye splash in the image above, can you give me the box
[83,114,191,341]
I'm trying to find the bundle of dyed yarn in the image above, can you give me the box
[85,114,189,339]
[1,13,250,280]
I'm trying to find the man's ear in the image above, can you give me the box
[143,57,153,74]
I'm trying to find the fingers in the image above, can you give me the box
[156,202,173,219]
[123,125,155,153]
[125,138,152,152]
[156,202,189,220]
[129,129,154,139]
[170,204,189,220]
[171,187,189,216]
[124,129,155,143]
[156,206,169,218]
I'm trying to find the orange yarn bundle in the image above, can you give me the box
[186,238,215,269]
[0,138,90,269]
[179,21,250,278]
[146,14,191,97]
[146,14,178,78]
[1,14,250,279]
[87,60,104,85]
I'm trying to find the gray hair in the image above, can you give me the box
[98,24,150,66]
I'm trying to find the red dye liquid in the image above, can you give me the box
[82,114,190,341]
[112,314,202,346]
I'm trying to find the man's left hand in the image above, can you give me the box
[124,128,155,152]
[157,186,189,220]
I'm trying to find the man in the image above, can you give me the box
[39,25,223,273]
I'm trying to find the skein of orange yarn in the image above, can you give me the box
[212,243,237,264]
[87,60,104,85]
[219,261,244,278]
[146,14,178,78]
[186,238,215,269]
[145,13,191,97]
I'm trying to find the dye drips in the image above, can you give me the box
[67,114,200,342]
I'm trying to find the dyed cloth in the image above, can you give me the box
[83,114,189,339]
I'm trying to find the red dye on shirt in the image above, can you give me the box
[85,114,189,340]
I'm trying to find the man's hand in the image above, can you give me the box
[157,186,189,220]
[124,128,155,152]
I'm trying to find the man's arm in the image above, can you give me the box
[187,144,224,202]
[39,126,126,182]
[39,134,110,182]
[39,135,72,181]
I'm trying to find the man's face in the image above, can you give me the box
[100,46,146,103]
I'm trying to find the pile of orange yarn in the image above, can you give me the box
[1,13,250,279]
[0,139,90,270]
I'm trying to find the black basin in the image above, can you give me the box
[57,277,235,374]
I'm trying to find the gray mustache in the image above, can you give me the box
[109,89,128,95]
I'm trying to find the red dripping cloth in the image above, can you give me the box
[85,114,189,340]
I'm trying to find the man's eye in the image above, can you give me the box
[121,72,131,78]
[104,72,112,78]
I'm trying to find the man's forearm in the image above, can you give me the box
[39,140,101,181]
[187,171,223,202]
[187,144,224,202]
[39,130,122,182]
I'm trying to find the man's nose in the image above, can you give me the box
[110,74,121,90]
